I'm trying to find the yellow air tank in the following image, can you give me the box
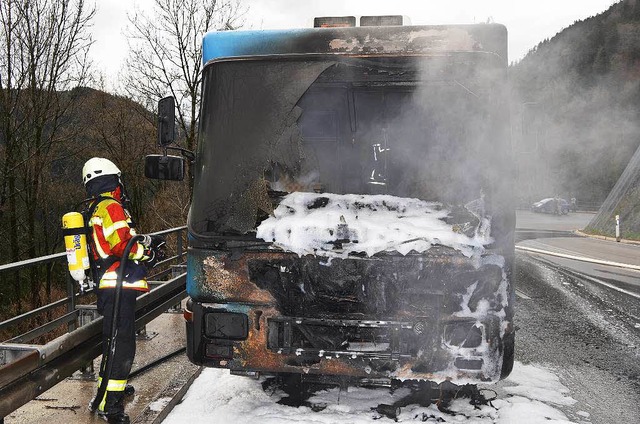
[62,212,90,283]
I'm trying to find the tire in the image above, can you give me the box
[500,331,515,379]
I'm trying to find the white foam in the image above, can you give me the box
[257,192,492,259]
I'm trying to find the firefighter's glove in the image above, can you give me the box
[143,246,166,268]
[141,234,165,249]
[142,236,167,268]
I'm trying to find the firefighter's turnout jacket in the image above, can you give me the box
[88,190,149,292]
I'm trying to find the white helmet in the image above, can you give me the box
[82,157,121,185]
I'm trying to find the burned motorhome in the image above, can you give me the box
[182,18,515,385]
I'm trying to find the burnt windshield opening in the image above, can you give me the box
[190,55,505,240]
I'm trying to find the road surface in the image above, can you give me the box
[514,210,639,423]
[515,254,639,424]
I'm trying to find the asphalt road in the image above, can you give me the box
[514,210,640,423]
[519,238,640,298]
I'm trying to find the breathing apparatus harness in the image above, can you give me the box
[62,195,132,292]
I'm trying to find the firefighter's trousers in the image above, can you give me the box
[96,288,138,415]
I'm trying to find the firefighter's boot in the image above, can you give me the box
[98,390,129,423]
[102,411,130,424]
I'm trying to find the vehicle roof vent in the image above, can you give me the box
[360,15,405,26]
[314,16,356,28]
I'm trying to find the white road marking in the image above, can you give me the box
[564,271,640,300]
[518,246,640,300]
[516,245,640,272]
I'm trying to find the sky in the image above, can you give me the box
[91,0,619,87]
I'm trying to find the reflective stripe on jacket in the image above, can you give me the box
[89,194,149,291]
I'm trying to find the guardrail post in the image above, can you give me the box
[66,274,76,333]
[168,264,185,313]
[169,229,186,313]
[76,305,98,378]
[169,228,185,313]
[177,229,183,258]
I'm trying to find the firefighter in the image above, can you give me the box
[82,157,164,424]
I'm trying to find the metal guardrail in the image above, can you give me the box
[0,251,79,339]
[0,227,187,340]
[0,226,188,419]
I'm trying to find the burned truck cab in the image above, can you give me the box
[184,18,515,385]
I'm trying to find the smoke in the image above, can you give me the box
[509,0,640,209]
[261,29,515,230]
[389,55,509,207]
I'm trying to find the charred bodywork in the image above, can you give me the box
[185,23,514,384]
[186,246,513,382]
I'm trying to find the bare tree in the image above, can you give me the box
[124,0,247,154]
[0,0,94,310]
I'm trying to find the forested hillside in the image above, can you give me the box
[0,87,187,321]
[0,0,232,328]
[510,0,640,209]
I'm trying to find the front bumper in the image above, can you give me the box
[185,301,511,383]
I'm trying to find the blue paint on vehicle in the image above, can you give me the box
[203,29,314,63]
